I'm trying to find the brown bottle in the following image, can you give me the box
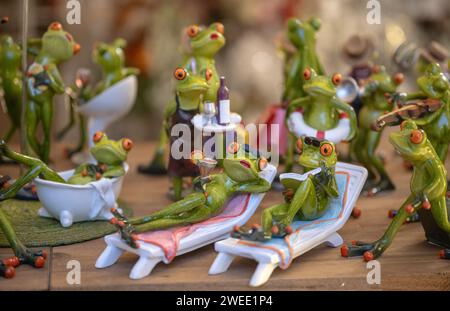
[217,76,231,125]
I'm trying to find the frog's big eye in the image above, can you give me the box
[227,142,240,154]
[174,67,187,80]
[410,130,424,144]
[258,158,268,171]
[187,25,200,37]
[49,21,62,31]
[372,65,381,74]
[393,73,404,85]
[205,69,213,81]
[214,22,225,35]
[93,131,104,143]
[122,138,133,151]
[320,143,333,156]
[332,73,342,86]
[296,138,303,154]
[303,68,311,80]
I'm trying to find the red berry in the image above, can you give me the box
[131,234,138,241]
[439,249,446,259]
[340,245,349,257]
[233,225,240,232]
[285,225,293,234]
[363,251,374,262]
[118,221,125,227]
[352,207,361,218]
[110,218,118,225]
[34,256,45,268]
[351,240,357,246]
[388,210,396,218]
[4,266,15,279]
[110,207,117,213]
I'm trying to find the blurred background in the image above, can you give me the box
[0,0,449,142]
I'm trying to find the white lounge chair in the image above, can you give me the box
[95,164,277,279]
[208,162,367,287]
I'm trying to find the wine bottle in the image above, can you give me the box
[217,76,231,125]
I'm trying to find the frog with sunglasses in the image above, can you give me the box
[234,136,338,241]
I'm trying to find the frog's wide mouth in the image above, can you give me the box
[191,33,225,50]
[304,85,334,97]
[177,83,209,94]
[240,160,251,168]
[91,144,126,163]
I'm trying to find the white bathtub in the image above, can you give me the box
[35,163,129,227]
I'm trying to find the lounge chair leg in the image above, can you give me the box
[249,262,277,287]
[95,245,124,268]
[129,257,161,280]
[209,252,235,275]
[325,232,343,248]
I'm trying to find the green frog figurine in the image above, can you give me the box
[0,132,132,278]
[25,21,80,163]
[234,136,338,241]
[287,68,357,151]
[111,143,271,248]
[352,65,404,196]
[139,23,225,175]
[390,63,450,163]
[0,35,22,143]
[341,121,450,261]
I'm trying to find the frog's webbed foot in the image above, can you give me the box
[387,209,420,223]
[110,208,140,249]
[231,225,271,242]
[12,249,47,269]
[440,249,450,260]
[365,180,396,197]
[340,240,385,261]
[0,261,16,279]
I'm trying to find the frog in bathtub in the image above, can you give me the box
[0,133,132,278]
[234,136,339,241]
[110,142,271,248]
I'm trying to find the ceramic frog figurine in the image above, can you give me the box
[0,133,132,199]
[390,63,450,163]
[0,35,22,143]
[67,132,133,185]
[166,68,210,201]
[111,143,271,248]
[139,22,225,175]
[283,17,324,102]
[91,38,140,96]
[25,21,80,164]
[352,65,404,196]
[288,68,357,137]
[234,136,338,241]
[342,121,450,261]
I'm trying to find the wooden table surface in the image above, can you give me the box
[1,132,449,291]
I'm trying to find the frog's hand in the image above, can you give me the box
[102,165,125,178]
[332,98,357,140]
[73,163,89,175]
[46,64,65,94]
[315,56,325,76]
[233,179,271,194]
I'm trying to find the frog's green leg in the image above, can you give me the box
[331,98,357,140]
[102,165,125,178]
[70,114,87,157]
[365,131,395,196]
[342,194,419,260]
[353,128,376,184]
[0,208,47,271]
[232,178,271,194]
[172,177,183,201]
[40,100,53,163]
[26,100,42,158]
[261,203,290,238]
[56,100,76,141]
[3,124,17,143]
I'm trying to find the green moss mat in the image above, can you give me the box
[0,199,133,247]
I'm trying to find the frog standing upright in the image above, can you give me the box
[25,22,80,163]
[139,23,226,175]
[287,68,357,144]
[352,65,404,196]
[0,35,22,143]
[234,136,338,241]
[111,143,271,248]
[341,121,450,260]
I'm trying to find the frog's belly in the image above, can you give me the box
[287,110,350,143]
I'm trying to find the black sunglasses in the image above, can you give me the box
[304,136,321,147]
